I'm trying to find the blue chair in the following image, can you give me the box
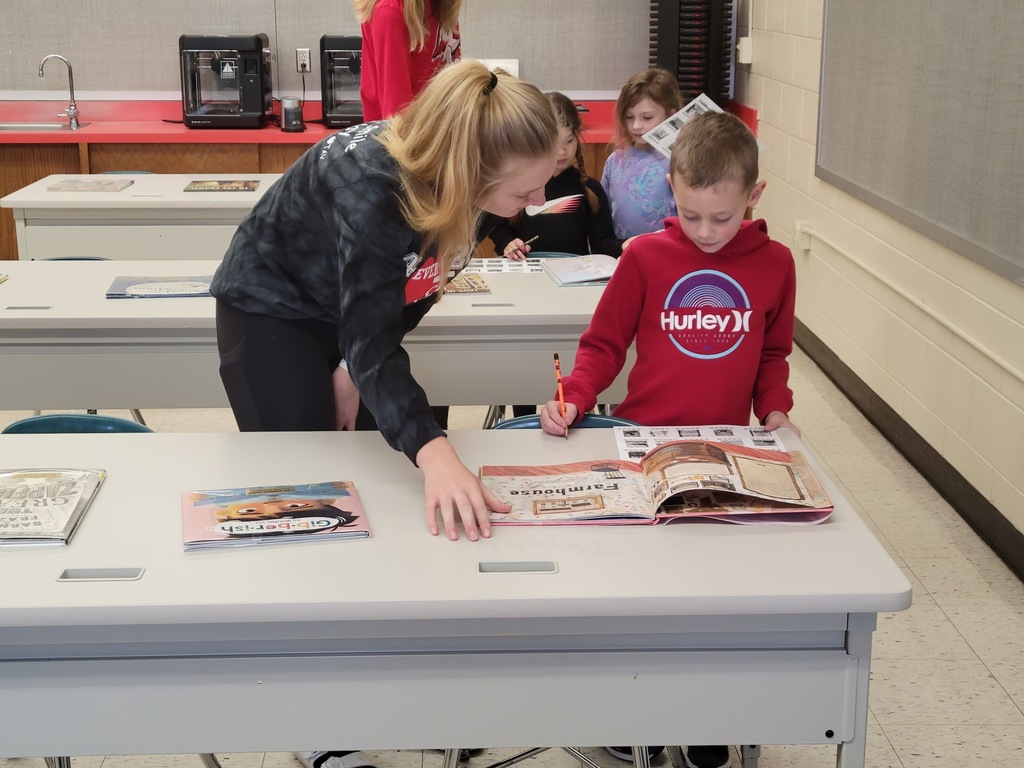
[491,413,638,429]
[2,413,153,434]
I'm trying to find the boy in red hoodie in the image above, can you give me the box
[540,108,798,768]
[542,111,799,444]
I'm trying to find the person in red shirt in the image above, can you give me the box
[543,111,799,438]
[349,1,463,430]
[539,110,799,768]
[355,0,462,121]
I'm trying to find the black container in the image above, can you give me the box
[320,35,363,129]
[180,33,273,128]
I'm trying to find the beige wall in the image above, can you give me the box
[0,0,648,95]
[736,0,1024,533]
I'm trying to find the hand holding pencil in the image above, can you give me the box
[540,353,578,438]
[503,235,538,260]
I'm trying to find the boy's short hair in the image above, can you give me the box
[670,112,759,191]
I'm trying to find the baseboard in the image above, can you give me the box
[795,319,1024,581]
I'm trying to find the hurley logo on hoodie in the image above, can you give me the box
[661,269,753,358]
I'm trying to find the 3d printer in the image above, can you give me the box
[180,33,272,128]
[320,35,363,129]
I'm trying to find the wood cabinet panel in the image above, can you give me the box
[1,143,81,260]
[87,144,260,174]
[259,144,310,172]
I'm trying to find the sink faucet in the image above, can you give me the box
[38,54,79,130]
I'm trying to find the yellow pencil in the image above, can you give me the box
[554,352,568,439]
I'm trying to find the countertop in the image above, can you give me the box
[0,99,617,145]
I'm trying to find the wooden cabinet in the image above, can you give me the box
[0,144,82,261]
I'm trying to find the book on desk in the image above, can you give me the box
[105,275,213,298]
[540,253,618,287]
[0,469,106,547]
[181,480,372,550]
[47,178,135,193]
[481,432,833,526]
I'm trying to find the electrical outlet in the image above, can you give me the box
[794,221,812,251]
[295,48,311,74]
[736,37,753,65]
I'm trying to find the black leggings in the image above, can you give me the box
[216,301,448,432]
[216,301,380,432]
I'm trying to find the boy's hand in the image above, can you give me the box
[540,400,578,436]
[763,410,801,437]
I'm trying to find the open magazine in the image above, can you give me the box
[641,93,724,159]
[181,480,371,550]
[540,254,618,287]
[480,439,833,526]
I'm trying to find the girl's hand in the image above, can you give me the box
[417,437,510,541]
[763,410,801,437]
[540,400,578,437]
[332,364,360,430]
[503,238,530,260]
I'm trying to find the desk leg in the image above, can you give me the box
[837,614,876,768]
[44,758,71,768]
[739,744,760,768]
[631,748,651,768]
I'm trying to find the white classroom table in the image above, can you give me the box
[0,259,632,408]
[0,428,911,768]
[0,174,280,261]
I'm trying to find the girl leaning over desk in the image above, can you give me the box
[210,60,559,541]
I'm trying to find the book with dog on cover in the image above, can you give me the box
[480,440,833,526]
[181,480,371,550]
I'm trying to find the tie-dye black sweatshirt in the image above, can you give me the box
[210,122,447,464]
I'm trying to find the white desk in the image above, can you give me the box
[0,429,910,767]
[0,174,279,261]
[0,259,631,408]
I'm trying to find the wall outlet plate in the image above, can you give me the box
[794,221,812,251]
[295,48,311,74]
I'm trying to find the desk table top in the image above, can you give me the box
[1,173,281,210]
[0,259,605,333]
[0,429,911,635]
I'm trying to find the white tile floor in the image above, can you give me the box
[2,346,1023,768]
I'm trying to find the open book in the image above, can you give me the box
[540,254,618,287]
[0,469,106,547]
[641,93,724,159]
[480,440,833,525]
[181,480,371,550]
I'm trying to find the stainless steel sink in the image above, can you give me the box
[0,122,89,131]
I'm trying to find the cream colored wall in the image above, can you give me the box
[0,0,648,94]
[735,0,1024,533]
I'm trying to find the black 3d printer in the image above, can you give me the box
[320,35,363,129]
[179,33,273,128]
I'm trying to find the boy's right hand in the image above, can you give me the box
[540,400,578,437]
